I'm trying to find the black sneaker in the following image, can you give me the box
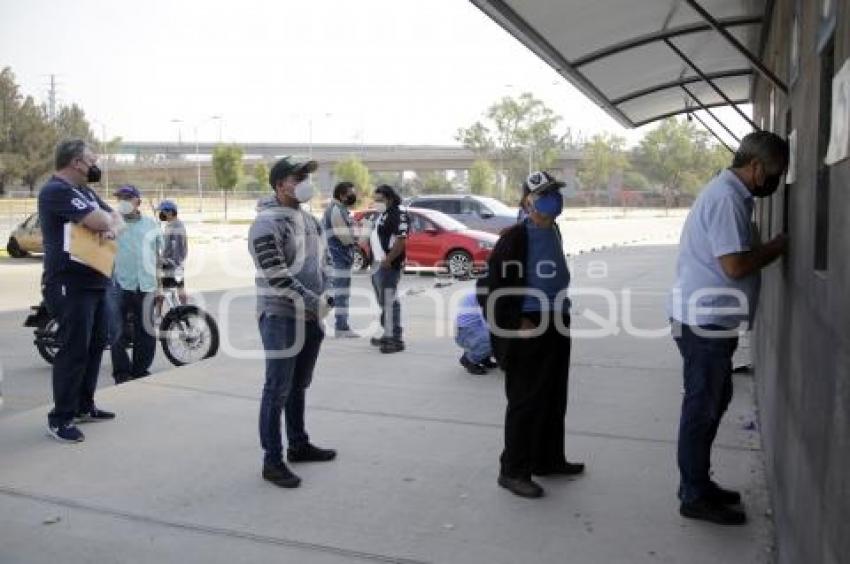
[498,474,544,498]
[287,443,337,463]
[46,423,85,443]
[262,461,301,488]
[75,408,116,423]
[370,336,387,347]
[680,498,747,525]
[481,357,499,369]
[380,339,405,354]
[706,482,742,505]
[532,460,585,477]
[460,354,487,375]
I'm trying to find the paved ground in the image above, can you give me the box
[0,244,774,564]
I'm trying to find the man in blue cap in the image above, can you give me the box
[156,199,188,311]
[477,171,584,499]
[110,185,161,383]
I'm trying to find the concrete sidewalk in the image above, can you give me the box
[0,245,773,564]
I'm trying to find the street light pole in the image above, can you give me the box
[195,125,202,214]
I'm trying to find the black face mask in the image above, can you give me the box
[754,174,782,198]
[86,164,102,184]
[159,212,168,221]
[343,193,357,206]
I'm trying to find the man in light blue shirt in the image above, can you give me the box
[110,185,161,383]
[669,132,788,526]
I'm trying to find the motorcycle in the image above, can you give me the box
[25,283,220,367]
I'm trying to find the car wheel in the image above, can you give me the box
[6,237,28,258]
[352,247,368,271]
[446,250,473,279]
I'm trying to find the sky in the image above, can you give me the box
[0,0,752,147]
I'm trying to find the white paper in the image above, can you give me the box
[825,58,850,165]
[787,130,797,184]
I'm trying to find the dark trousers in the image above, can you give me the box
[110,289,157,381]
[43,283,108,427]
[673,322,738,503]
[258,313,324,465]
[371,267,402,340]
[329,245,354,331]
[501,311,571,478]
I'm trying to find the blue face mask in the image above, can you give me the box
[533,191,563,218]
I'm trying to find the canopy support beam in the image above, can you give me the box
[572,16,761,68]
[611,69,752,105]
[684,0,787,93]
[664,38,759,130]
[689,111,735,153]
[681,84,742,143]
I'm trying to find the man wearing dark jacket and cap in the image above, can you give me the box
[477,171,585,499]
[248,157,337,489]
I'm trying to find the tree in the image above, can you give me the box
[333,156,371,198]
[55,104,96,143]
[212,144,243,190]
[0,67,23,194]
[254,161,269,189]
[15,97,56,194]
[633,118,730,208]
[577,133,629,204]
[469,158,497,196]
[418,171,452,194]
[457,92,568,194]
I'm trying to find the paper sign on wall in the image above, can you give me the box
[787,130,797,184]
[825,58,850,165]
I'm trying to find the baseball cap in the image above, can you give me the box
[157,199,178,213]
[523,171,565,194]
[268,157,318,188]
[114,185,141,199]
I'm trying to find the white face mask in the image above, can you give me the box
[117,200,135,215]
[373,201,387,213]
[294,179,315,203]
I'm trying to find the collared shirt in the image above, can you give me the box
[38,175,113,289]
[668,169,759,328]
[114,214,161,292]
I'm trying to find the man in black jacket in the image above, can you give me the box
[477,171,585,498]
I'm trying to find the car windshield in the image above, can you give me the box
[477,197,515,215]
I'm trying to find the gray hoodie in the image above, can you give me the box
[248,195,328,319]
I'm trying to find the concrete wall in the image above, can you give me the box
[751,2,850,563]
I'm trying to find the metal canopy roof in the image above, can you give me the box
[470,0,781,129]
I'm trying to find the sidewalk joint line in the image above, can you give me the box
[0,486,431,564]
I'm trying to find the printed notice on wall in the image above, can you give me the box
[787,130,797,184]
[825,58,850,165]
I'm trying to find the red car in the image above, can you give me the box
[351,207,499,277]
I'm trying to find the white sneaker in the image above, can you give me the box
[335,329,360,339]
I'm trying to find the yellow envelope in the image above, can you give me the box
[68,223,117,277]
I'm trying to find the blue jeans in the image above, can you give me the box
[673,321,738,503]
[258,313,324,465]
[43,283,108,427]
[329,245,354,331]
[110,289,157,381]
[371,267,402,340]
[455,323,492,363]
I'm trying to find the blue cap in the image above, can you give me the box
[114,185,141,199]
[157,199,178,213]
